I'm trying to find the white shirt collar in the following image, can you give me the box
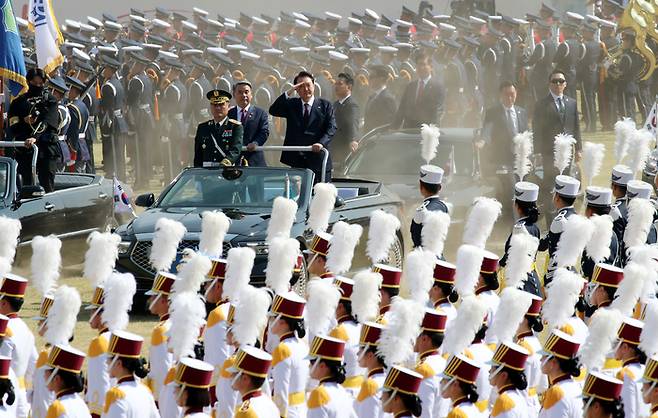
[302,96,315,108]
[550,91,564,102]
[240,104,251,114]
[338,94,351,105]
[214,116,228,125]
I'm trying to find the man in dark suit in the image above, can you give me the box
[393,52,445,129]
[363,65,398,133]
[269,71,337,183]
[228,81,270,166]
[533,69,582,217]
[331,73,360,171]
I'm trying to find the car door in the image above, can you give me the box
[55,173,113,236]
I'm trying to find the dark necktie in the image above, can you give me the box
[557,97,565,119]
[416,80,425,105]
[303,103,310,125]
[241,108,248,124]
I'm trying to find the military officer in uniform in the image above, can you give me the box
[65,76,92,173]
[193,89,243,168]
[99,54,129,180]
[610,165,634,244]
[410,164,449,249]
[581,186,619,280]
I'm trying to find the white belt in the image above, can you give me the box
[78,133,86,139]
[173,113,184,121]
[58,135,66,141]
[113,109,122,117]
[139,104,151,111]
[88,116,95,123]
[203,161,220,167]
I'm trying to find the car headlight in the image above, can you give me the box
[240,241,269,255]
[118,241,132,255]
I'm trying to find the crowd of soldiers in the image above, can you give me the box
[4,0,654,191]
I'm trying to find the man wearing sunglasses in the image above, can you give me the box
[532,69,581,220]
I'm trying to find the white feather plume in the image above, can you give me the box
[628,245,658,268]
[307,183,337,233]
[267,197,298,242]
[149,218,187,272]
[581,142,606,186]
[173,251,211,295]
[553,133,576,174]
[421,211,451,257]
[366,210,401,264]
[462,197,502,249]
[513,130,533,181]
[198,211,230,258]
[223,247,255,301]
[101,272,137,332]
[401,248,435,304]
[555,215,594,268]
[504,228,539,289]
[421,123,440,164]
[627,128,654,177]
[615,118,636,164]
[0,216,21,275]
[326,221,363,275]
[454,244,484,297]
[232,285,272,346]
[624,198,656,249]
[377,297,425,365]
[443,295,489,355]
[44,285,81,346]
[542,268,586,329]
[585,215,614,263]
[351,269,383,323]
[265,237,300,294]
[640,300,658,356]
[305,279,341,336]
[579,308,623,371]
[83,231,121,288]
[611,262,646,316]
[488,288,532,343]
[167,292,206,360]
[30,235,61,297]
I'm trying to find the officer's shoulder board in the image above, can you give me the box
[228,118,242,125]
[550,211,569,234]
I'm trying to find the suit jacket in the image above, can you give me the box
[482,103,529,169]
[269,94,337,175]
[332,96,360,167]
[228,105,270,166]
[532,93,581,167]
[363,87,397,133]
[394,77,445,129]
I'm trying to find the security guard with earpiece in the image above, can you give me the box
[193,89,243,168]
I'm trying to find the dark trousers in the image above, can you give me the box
[37,159,56,193]
[15,151,34,187]
[102,134,126,181]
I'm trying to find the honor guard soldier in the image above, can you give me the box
[414,309,450,418]
[619,180,658,265]
[642,356,658,417]
[187,57,214,140]
[99,54,129,180]
[172,358,215,418]
[411,165,449,248]
[160,58,189,178]
[44,345,91,417]
[193,89,243,168]
[616,318,649,418]
[538,175,580,285]
[581,187,619,280]
[0,356,17,417]
[581,372,624,417]
[431,261,458,323]
[439,354,484,417]
[353,322,386,417]
[372,264,402,321]
[489,342,532,417]
[380,366,424,418]
[86,286,111,418]
[610,165,634,243]
[65,76,92,173]
[230,346,279,418]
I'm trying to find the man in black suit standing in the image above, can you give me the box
[363,65,398,133]
[533,69,582,215]
[393,52,445,129]
[331,73,360,171]
[480,80,529,205]
[228,81,270,166]
[269,71,337,183]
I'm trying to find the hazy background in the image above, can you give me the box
[14,0,591,22]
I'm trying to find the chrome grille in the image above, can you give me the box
[130,240,231,274]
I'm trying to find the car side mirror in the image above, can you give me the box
[135,193,155,207]
[334,196,345,208]
[19,185,45,200]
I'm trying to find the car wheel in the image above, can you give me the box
[386,233,404,269]
[291,254,309,298]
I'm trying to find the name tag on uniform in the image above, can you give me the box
[222,130,232,137]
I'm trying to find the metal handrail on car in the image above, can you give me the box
[241,145,330,183]
[0,141,39,185]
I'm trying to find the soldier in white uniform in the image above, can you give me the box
[514,294,545,415]
[86,287,112,418]
[31,295,55,418]
[581,372,625,418]
[413,308,449,418]
[230,345,279,418]
[488,341,531,418]
[0,355,17,417]
[102,331,159,418]
[43,345,91,418]
[307,335,356,418]
[145,272,176,399]
[429,261,458,324]
[0,275,36,418]
[353,322,387,417]
[380,365,424,418]
[215,304,240,418]
[439,354,486,417]
[476,251,501,344]
[371,264,402,322]
[616,317,650,418]
[538,329,583,418]
[268,292,309,418]
[641,356,658,417]
[172,358,214,418]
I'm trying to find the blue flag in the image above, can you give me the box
[0,0,27,97]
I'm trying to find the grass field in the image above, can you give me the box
[17,127,623,353]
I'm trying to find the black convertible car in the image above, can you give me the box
[0,157,115,266]
[114,166,404,299]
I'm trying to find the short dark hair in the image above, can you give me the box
[414,52,431,65]
[26,68,47,82]
[4,296,23,313]
[557,194,576,206]
[499,80,516,91]
[336,73,354,87]
[549,69,567,82]
[419,180,440,195]
[184,387,211,408]
[293,71,315,84]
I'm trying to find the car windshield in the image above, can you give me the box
[157,168,309,210]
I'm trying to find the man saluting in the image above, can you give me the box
[193,89,243,167]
